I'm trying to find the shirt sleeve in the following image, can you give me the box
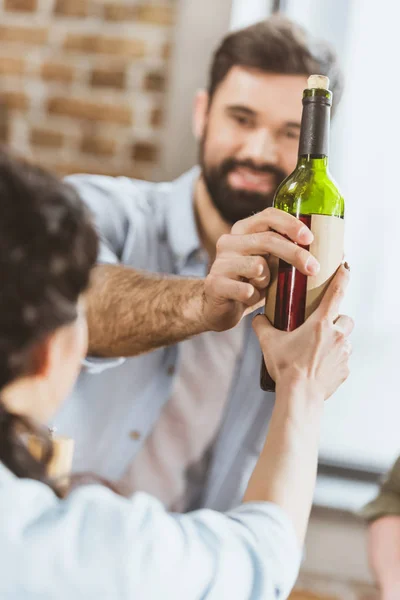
[65,174,138,266]
[1,477,301,600]
[65,174,140,372]
[360,456,400,522]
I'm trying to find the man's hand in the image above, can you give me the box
[87,208,320,358]
[368,516,400,600]
[202,207,320,331]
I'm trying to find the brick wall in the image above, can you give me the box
[0,0,175,179]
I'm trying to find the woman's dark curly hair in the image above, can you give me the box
[0,149,98,495]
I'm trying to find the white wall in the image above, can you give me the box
[159,0,234,181]
[230,0,273,30]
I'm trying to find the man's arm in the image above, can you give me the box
[363,457,400,599]
[87,266,207,357]
[87,207,319,358]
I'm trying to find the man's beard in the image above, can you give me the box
[200,144,287,225]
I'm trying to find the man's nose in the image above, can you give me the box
[239,128,278,166]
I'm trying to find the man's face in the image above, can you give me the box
[199,67,308,224]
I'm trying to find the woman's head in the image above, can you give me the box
[0,150,98,422]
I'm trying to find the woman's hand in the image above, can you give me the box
[253,264,353,400]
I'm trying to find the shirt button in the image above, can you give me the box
[195,249,208,263]
[129,430,141,441]
[167,365,175,376]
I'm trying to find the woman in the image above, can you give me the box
[0,150,353,599]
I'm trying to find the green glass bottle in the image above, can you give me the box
[260,75,345,392]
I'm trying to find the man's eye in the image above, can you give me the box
[234,115,252,127]
[283,129,300,140]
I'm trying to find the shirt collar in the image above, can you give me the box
[165,166,202,267]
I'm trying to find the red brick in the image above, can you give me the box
[41,62,74,83]
[104,3,174,25]
[47,96,133,125]
[90,66,126,89]
[64,34,145,58]
[4,0,38,12]
[30,128,64,149]
[132,142,158,162]
[150,107,163,128]
[103,4,138,21]
[0,25,48,45]
[144,72,165,92]
[0,56,25,76]
[81,135,117,156]
[0,91,29,111]
[136,5,174,25]
[54,0,91,17]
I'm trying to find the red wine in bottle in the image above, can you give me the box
[260,75,345,392]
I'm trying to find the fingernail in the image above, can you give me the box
[246,284,255,298]
[306,256,320,275]
[257,264,264,276]
[299,226,313,244]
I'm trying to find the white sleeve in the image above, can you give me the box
[0,478,300,600]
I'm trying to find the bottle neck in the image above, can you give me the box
[298,91,331,160]
[296,156,328,171]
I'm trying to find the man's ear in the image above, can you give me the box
[193,89,210,140]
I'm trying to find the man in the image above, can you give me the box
[55,16,343,513]
[363,458,400,599]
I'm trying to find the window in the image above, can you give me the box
[230,0,272,30]
[283,0,400,471]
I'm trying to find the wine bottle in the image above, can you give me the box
[260,74,345,392]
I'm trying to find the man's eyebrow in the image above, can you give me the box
[225,105,257,116]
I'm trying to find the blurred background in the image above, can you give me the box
[1,0,399,597]
[0,0,173,179]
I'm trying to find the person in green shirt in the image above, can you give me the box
[363,457,400,600]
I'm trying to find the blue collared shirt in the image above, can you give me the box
[56,167,275,513]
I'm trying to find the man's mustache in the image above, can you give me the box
[221,159,286,180]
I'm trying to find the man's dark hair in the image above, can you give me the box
[208,15,343,110]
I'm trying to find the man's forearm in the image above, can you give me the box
[87,265,208,357]
[244,380,324,545]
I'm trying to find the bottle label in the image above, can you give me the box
[264,214,344,328]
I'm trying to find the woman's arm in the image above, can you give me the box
[245,265,352,546]
[244,379,324,545]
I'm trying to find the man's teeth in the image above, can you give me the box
[240,170,267,183]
